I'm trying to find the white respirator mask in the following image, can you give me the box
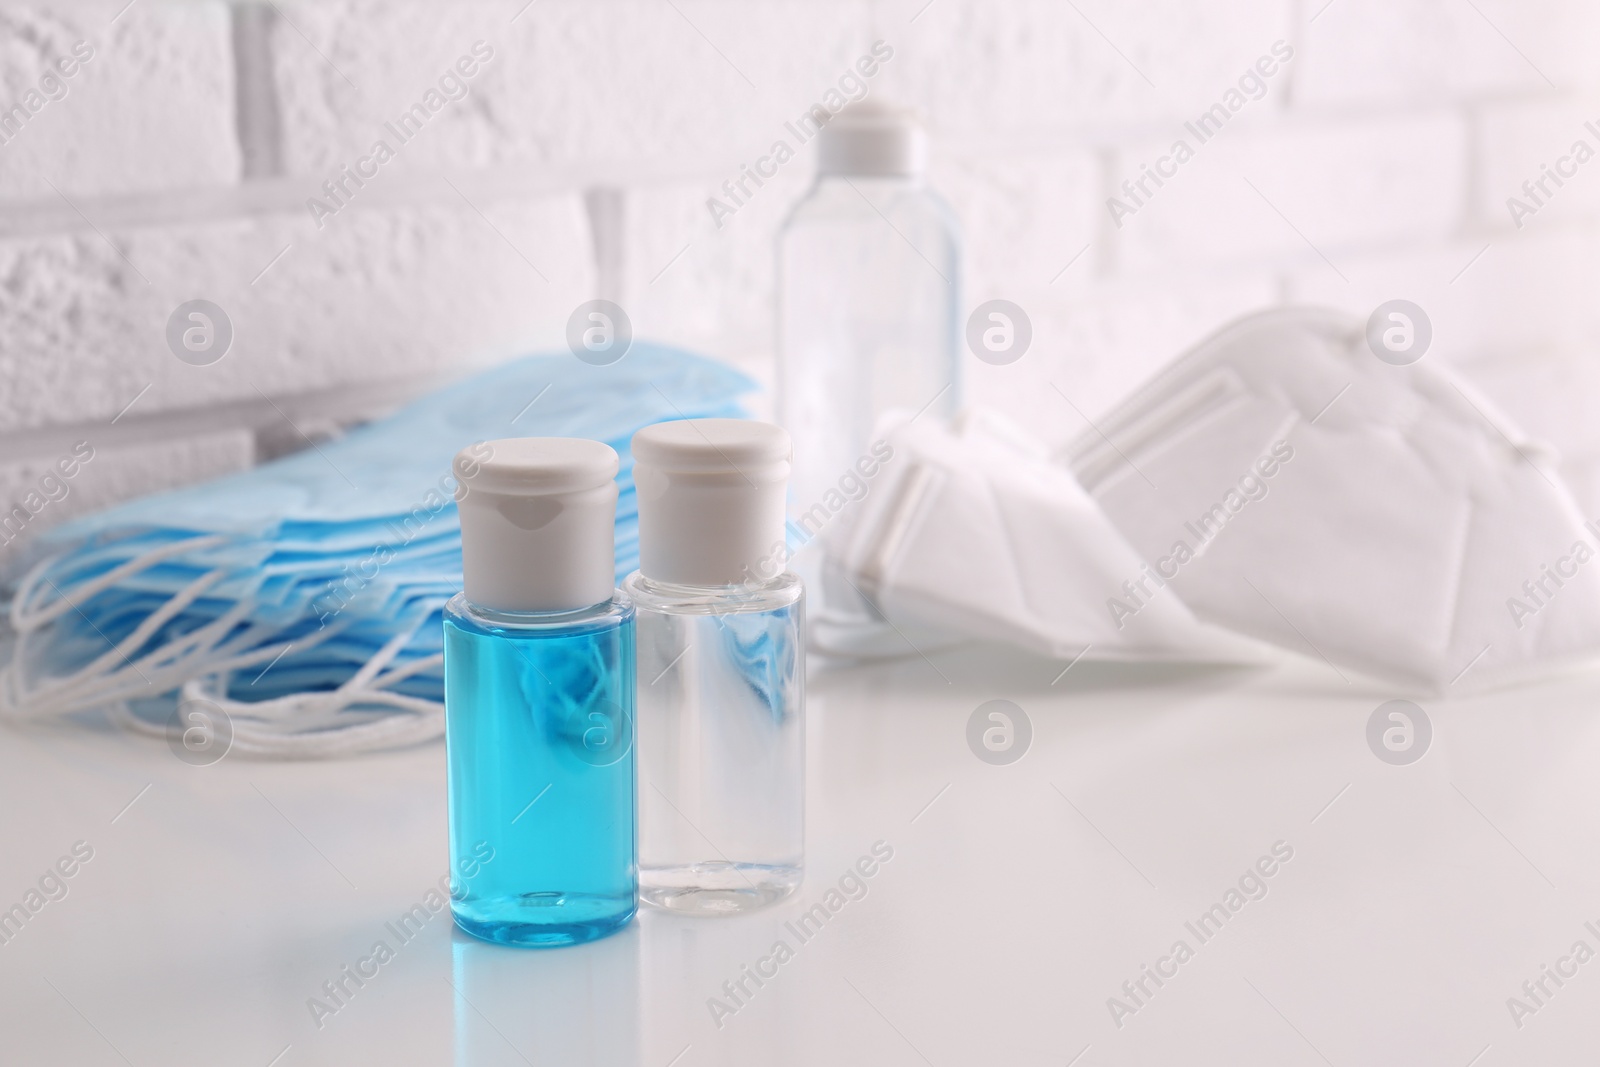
[828,307,1600,693]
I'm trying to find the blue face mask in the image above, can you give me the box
[2,345,753,757]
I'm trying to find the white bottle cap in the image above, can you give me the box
[817,101,927,177]
[631,419,791,587]
[454,438,618,612]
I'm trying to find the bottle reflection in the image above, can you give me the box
[640,912,805,1067]
[449,921,641,1066]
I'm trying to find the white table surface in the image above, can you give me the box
[2,642,1597,1066]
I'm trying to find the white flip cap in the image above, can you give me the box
[454,438,618,612]
[632,419,791,587]
[818,100,926,177]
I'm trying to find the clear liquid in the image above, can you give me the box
[442,593,636,946]
[623,572,805,914]
[777,174,961,655]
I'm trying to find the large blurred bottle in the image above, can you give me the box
[776,101,961,657]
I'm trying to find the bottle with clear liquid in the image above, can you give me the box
[624,419,805,914]
[443,438,636,947]
[777,101,961,657]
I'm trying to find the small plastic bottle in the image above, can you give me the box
[624,419,805,914]
[777,101,961,656]
[443,438,636,947]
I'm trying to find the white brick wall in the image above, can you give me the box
[1111,112,1471,274]
[0,2,239,198]
[0,198,590,431]
[268,0,875,178]
[1479,98,1600,228]
[0,430,256,569]
[2,0,1599,569]
[1295,0,1600,103]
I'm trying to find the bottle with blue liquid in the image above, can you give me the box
[623,419,805,914]
[443,438,636,946]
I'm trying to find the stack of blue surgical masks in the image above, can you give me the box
[0,345,753,757]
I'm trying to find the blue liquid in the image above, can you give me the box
[443,592,637,947]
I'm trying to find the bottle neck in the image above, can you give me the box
[452,590,626,630]
[636,568,793,593]
[818,170,924,189]
[624,570,802,613]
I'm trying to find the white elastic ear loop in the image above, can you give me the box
[10,533,229,629]
[10,568,232,714]
[0,539,360,722]
[4,539,449,758]
[103,684,445,758]
[7,535,232,709]
[98,607,446,758]
[3,571,356,720]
